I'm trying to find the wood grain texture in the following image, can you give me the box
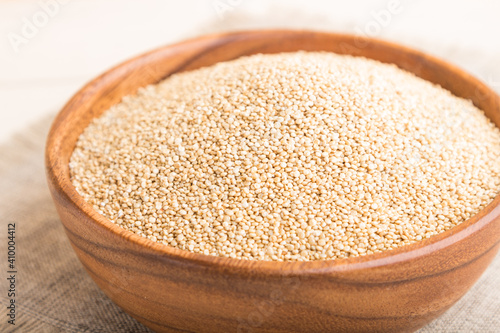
[45,30,500,333]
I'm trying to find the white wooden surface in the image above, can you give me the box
[1,0,499,143]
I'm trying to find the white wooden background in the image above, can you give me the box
[1,0,500,143]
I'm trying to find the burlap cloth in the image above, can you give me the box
[1,13,500,332]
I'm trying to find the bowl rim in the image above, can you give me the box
[46,29,500,276]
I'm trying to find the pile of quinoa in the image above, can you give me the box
[70,52,500,261]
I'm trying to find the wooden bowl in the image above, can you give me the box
[45,30,500,333]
